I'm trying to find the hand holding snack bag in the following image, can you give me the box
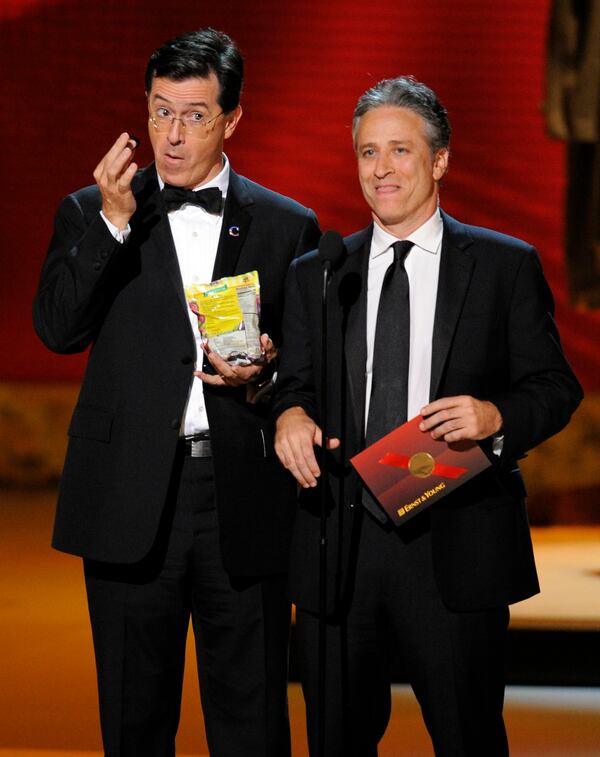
[186,271,263,366]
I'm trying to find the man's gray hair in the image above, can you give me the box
[352,76,451,153]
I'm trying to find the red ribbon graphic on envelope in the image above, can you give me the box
[379,452,467,479]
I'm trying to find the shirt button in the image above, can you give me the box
[192,231,198,238]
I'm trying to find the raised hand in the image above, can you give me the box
[93,132,139,230]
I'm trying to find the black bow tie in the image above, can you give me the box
[162,185,223,214]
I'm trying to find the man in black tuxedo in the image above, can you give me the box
[274,76,582,755]
[33,28,319,757]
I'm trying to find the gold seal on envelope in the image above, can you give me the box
[408,452,435,478]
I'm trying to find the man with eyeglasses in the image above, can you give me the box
[33,28,319,757]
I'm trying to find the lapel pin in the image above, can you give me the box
[228,225,240,237]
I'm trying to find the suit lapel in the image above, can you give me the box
[132,165,194,331]
[134,165,254,311]
[430,211,475,400]
[211,170,252,280]
[338,227,372,446]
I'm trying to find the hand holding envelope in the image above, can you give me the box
[351,415,492,525]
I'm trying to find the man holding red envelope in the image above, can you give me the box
[274,76,582,755]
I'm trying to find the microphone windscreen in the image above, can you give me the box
[318,230,345,267]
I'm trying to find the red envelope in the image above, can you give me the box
[351,415,492,524]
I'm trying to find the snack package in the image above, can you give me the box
[185,271,263,365]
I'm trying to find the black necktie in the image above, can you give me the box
[162,185,223,214]
[366,240,412,446]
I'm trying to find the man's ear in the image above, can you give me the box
[432,148,449,181]
[224,105,243,140]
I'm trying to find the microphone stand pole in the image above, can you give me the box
[317,259,332,757]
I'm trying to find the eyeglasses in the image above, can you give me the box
[148,107,223,138]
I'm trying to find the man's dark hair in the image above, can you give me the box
[145,28,244,113]
[352,75,451,153]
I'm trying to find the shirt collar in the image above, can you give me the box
[371,208,443,260]
[156,153,230,198]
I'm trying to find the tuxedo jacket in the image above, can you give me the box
[273,211,583,613]
[33,163,320,576]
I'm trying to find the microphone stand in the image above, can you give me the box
[317,257,332,757]
[313,229,344,756]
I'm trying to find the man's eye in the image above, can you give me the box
[189,112,205,123]
[362,149,375,157]
[156,108,171,118]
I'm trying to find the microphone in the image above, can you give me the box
[318,230,346,271]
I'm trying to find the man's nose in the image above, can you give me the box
[374,154,393,177]
[167,118,185,144]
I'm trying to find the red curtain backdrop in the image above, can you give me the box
[2,0,598,389]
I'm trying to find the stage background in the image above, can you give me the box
[1,0,598,521]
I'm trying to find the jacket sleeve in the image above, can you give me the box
[33,191,129,354]
[489,246,583,462]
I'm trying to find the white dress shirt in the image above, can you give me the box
[365,209,443,427]
[102,156,231,437]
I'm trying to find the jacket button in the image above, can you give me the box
[181,355,193,365]
[170,419,180,429]
[93,262,102,271]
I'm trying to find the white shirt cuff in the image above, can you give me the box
[100,211,131,243]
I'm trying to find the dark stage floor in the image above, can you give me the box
[1,490,598,756]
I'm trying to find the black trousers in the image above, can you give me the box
[296,509,509,757]
[84,452,291,757]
